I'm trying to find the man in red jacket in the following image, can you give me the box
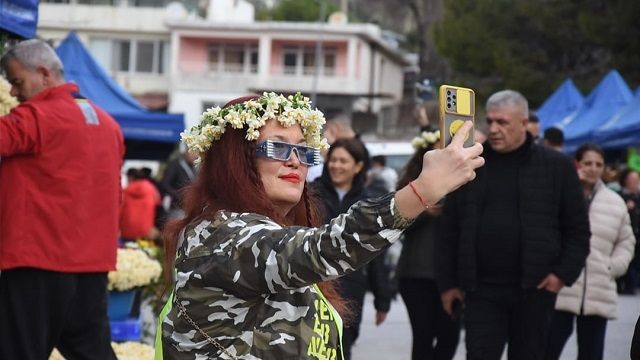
[0,40,124,359]
[120,168,161,241]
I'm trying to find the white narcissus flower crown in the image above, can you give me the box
[181,92,329,162]
[411,130,441,150]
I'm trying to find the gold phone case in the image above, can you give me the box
[439,85,475,148]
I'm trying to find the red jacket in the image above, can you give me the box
[0,83,124,272]
[120,179,160,240]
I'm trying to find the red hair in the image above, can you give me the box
[164,95,351,319]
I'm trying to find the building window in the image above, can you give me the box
[158,41,170,74]
[323,48,337,76]
[302,47,316,75]
[281,45,337,76]
[135,41,155,73]
[250,51,259,73]
[208,43,259,74]
[283,47,297,75]
[90,38,169,75]
[224,45,244,73]
[114,40,131,72]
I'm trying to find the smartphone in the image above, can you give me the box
[439,85,475,148]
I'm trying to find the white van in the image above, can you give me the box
[364,141,415,174]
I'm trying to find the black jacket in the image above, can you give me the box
[161,157,196,210]
[312,173,392,312]
[436,135,590,292]
[396,212,439,279]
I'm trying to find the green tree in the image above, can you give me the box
[434,0,639,106]
[270,0,337,22]
[578,0,640,88]
[403,0,449,82]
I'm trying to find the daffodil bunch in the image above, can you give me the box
[181,92,329,162]
[111,341,155,360]
[0,76,17,116]
[108,248,162,291]
[411,130,441,150]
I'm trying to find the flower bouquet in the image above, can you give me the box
[108,247,162,321]
[108,247,162,292]
[0,76,17,116]
[111,341,155,360]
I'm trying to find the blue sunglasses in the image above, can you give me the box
[255,140,321,166]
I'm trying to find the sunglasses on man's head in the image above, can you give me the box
[255,140,321,166]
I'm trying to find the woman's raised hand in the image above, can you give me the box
[418,121,484,199]
[395,121,484,219]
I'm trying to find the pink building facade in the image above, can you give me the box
[167,20,408,132]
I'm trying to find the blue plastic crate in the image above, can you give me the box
[110,317,142,341]
[108,290,137,321]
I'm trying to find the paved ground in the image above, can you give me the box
[352,292,640,360]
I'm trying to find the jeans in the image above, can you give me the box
[545,310,607,360]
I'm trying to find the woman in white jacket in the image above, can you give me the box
[545,143,636,360]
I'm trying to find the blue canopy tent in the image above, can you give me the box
[0,0,38,39]
[595,96,640,149]
[555,70,633,152]
[537,79,584,132]
[55,32,184,144]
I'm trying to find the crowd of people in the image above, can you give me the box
[1,38,640,360]
[119,149,197,244]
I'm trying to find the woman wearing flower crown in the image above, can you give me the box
[156,93,484,359]
[396,128,461,360]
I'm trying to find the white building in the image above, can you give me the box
[37,0,196,109]
[37,0,409,134]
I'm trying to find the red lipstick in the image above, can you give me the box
[280,173,301,183]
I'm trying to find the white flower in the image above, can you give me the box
[108,248,162,291]
[0,77,17,116]
[245,128,260,141]
[411,130,440,150]
[224,109,243,129]
[182,92,328,158]
[411,137,425,150]
[245,100,262,111]
[318,137,330,150]
[112,341,155,360]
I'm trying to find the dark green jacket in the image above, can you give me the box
[161,193,410,359]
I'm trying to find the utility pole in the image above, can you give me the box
[310,0,326,106]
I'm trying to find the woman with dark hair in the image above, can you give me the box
[155,93,484,359]
[312,137,392,360]
[545,143,635,360]
[396,129,460,360]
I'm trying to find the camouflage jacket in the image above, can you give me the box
[160,193,411,359]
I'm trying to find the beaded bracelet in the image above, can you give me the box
[409,181,431,209]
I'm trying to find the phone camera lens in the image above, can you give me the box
[453,94,457,100]
[446,103,451,109]
[447,90,452,96]
[447,96,451,102]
